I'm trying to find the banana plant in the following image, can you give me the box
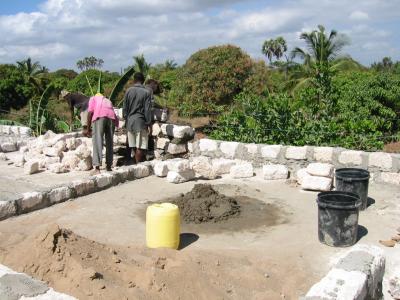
[110,67,135,105]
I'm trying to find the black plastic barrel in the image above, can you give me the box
[335,168,370,211]
[317,191,361,247]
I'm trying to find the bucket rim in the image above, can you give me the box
[335,168,370,181]
[317,191,362,210]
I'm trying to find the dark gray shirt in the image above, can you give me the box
[123,83,152,132]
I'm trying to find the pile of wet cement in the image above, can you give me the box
[170,184,241,224]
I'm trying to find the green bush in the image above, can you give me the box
[169,45,253,116]
[67,69,119,96]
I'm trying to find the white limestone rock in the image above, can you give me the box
[296,168,310,185]
[75,144,92,159]
[190,156,216,179]
[48,163,67,174]
[199,139,218,152]
[43,147,62,158]
[1,142,17,152]
[167,143,187,154]
[263,164,289,180]
[245,144,259,155]
[71,179,95,197]
[306,163,334,178]
[19,126,32,136]
[61,152,79,170]
[132,164,151,178]
[166,170,195,184]
[368,152,393,170]
[77,157,92,171]
[230,162,254,178]
[166,158,191,172]
[94,173,114,188]
[220,142,240,159]
[54,140,67,152]
[156,138,170,150]
[380,172,400,185]
[41,156,60,169]
[12,154,25,167]
[24,160,39,175]
[0,153,8,161]
[212,158,236,175]
[65,138,77,150]
[285,146,308,160]
[0,201,17,220]
[152,123,161,136]
[19,146,29,153]
[172,125,195,139]
[17,192,46,213]
[261,145,282,159]
[48,187,72,204]
[301,175,332,191]
[154,161,169,177]
[339,150,363,165]
[314,147,334,163]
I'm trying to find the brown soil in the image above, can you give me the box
[384,141,400,153]
[170,184,241,224]
[143,184,286,234]
[0,224,298,300]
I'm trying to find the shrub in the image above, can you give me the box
[67,69,120,96]
[169,44,253,116]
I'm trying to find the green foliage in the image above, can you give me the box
[262,37,287,63]
[169,44,253,116]
[211,71,400,150]
[76,56,104,71]
[67,69,119,96]
[110,67,136,105]
[0,64,35,111]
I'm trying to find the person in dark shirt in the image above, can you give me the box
[122,73,152,163]
[60,90,90,132]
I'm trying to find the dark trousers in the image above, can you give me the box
[92,118,114,168]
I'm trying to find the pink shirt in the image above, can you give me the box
[88,95,119,126]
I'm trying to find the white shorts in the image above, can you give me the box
[128,129,149,150]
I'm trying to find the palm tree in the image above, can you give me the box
[290,25,350,100]
[164,59,178,70]
[16,57,48,94]
[262,37,288,64]
[133,54,151,78]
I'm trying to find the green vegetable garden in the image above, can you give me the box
[1,25,399,151]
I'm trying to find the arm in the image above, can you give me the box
[144,92,152,133]
[84,98,94,137]
[122,90,129,120]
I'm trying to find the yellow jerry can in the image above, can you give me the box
[146,203,180,249]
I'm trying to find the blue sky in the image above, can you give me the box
[0,0,399,71]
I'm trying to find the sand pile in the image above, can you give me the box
[171,184,241,224]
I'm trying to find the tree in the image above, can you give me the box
[133,54,151,78]
[290,25,349,103]
[262,37,288,63]
[16,57,48,93]
[76,56,104,71]
[164,59,178,70]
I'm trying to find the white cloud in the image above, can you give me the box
[349,11,369,21]
[0,0,399,70]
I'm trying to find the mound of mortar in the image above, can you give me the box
[171,184,240,224]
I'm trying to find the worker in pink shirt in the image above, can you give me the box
[84,93,119,174]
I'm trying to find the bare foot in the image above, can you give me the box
[379,240,396,247]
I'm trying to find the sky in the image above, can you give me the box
[0,0,399,71]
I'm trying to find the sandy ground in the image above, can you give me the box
[0,175,399,299]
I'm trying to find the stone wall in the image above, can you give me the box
[188,139,400,186]
[0,125,33,153]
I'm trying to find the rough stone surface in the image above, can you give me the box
[172,125,195,139]
[230,162,254,178]
[368,152,393,170]
[314,147,334,163]
[154,161,169,177]
[65,138,77,151]
[305,268,367,300]
[380,172,400,185]
[199,139,218,152]
[24,160,39,175]
[1,142,17,152]
[61,153,79,170]
[245,144,258,155]
[0,201,17,220]
[70,179,96,197]
[285,146,308,160]
[0,153,8,161]
[306,163,334,178]
[12,154,26,167]
[301,175,332,191]
[220,142,240,159]
[152,123,161,136]
[94,173,114,189]
[261,145,282,159]
[166,170,195,184]
[113,168,130,182]
[132,164,151,179]
[166,158,191,172]
[75,144,92,159]
[389,271,400,299]
[48,187,72,204]
[0,273,49,299]
[17,192,46,213]
[77,157,92,171]
[190,156,216,179]
[296,168,310,185]
[43,147,62,158]
[262,164,289,180]
[48,163,67,174]
[156,138,170,150]
[212,158,236,175]
[339,150,363,165]
[167,143,187,155]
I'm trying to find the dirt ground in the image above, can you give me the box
[0,176,399,299]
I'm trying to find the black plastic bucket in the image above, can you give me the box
[317,191,361,247]
[335,168,370,211]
